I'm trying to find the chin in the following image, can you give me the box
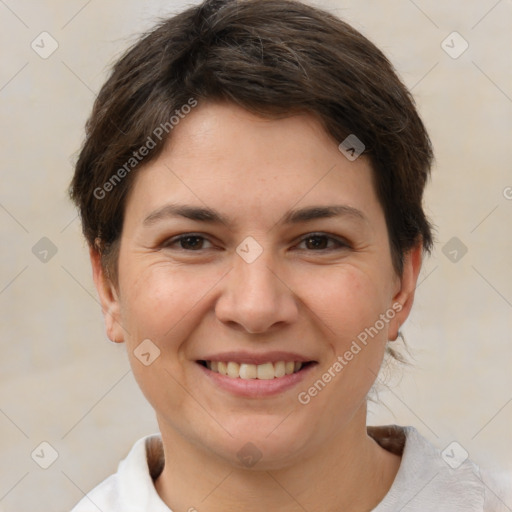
[212,419,316,470]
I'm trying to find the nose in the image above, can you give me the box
[215,251,299,334]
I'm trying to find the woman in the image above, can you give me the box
[69,0,509,510]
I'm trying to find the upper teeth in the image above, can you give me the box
[206,361,303,379]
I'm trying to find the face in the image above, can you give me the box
[92,102,421,469]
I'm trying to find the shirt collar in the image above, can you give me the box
[370,425,485,511]
[117,426,486,512]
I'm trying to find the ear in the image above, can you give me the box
[388,243,423,341]
[90,246,125,343]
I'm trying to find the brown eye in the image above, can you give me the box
[162,234,214,251]
[297,233,348,251]
[179,236,205,250]
[305,235,329,250]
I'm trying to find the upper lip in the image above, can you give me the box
[198,351,316,365]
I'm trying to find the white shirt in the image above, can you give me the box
[71,425,511,511]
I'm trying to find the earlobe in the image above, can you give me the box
[388,244,423,341]
[89,246,125,343]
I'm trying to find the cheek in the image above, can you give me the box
[118,262,225,353]
[293,269,391,433]
[305,267,391,390]
[118,264,236,453]
[117,264,216,419]
[303,265,392,348]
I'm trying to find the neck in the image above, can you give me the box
[155,408,401,512]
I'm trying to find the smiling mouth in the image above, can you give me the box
[198,360,314,380]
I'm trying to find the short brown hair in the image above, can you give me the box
[70,0,434,279]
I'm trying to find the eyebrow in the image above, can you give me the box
[143,203,367,227]
[282,205,366,224]
[143,204,231,226]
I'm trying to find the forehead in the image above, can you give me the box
[124,102,382,227]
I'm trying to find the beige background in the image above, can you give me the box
[0,0,511,510]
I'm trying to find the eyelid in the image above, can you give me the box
[159,231,350,252]
[161,233,216,250]
[294,232,351,250]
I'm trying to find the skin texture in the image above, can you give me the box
[91,102,423,512]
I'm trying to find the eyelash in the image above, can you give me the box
[161,232,350,252]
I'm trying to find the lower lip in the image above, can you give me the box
[197,362,316,398]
